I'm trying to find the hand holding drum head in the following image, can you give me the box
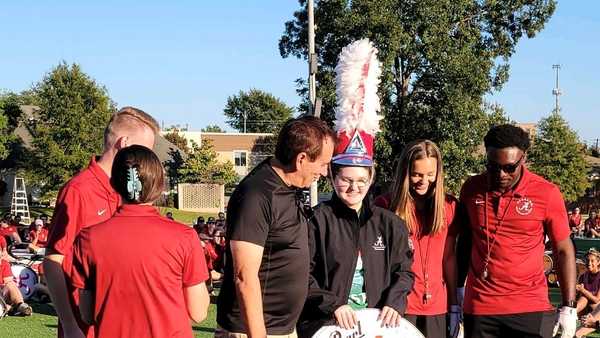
[312,308,425,338]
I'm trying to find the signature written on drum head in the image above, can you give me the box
[328,322,383,338]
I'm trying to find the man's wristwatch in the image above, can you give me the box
[562,300,576,308]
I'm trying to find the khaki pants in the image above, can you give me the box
[214,326,298,338]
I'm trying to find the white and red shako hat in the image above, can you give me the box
[332,38,382,167]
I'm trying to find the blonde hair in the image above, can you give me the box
[389,140,446,235]
[103,106,159,150]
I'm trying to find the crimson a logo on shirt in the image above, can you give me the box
[516,197,534,216]
[372,235,386,251]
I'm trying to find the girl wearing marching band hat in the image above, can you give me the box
[375,140,461,338]
[298,39,414,337]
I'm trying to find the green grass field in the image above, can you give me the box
[0,302,219,338]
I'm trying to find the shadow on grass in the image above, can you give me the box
[32,302,57,316]
[45,324,59,329]
[193,327,215,333]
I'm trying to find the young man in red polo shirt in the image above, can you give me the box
[43,107,159,338]
[459,124,576,338]
[28,219,49,254]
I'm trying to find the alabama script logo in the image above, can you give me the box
[372,236,386,251]
[515,197,534,215]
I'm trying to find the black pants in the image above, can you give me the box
[404,314,446,338]
[464,311,557,338]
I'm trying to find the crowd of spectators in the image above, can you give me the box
[570,207,600,238]
[192,212,227,295]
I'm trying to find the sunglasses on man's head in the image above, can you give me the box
[486,154,524,174]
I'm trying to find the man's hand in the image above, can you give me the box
[334,305,357,329]
[553,306,576,338]
[576,284,584,292]
[378,306,401,328]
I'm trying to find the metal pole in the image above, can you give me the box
[308,0,319,207]
[552,64,561,113]
[243,112,247,133]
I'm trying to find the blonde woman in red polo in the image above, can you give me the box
[376,139,461,338]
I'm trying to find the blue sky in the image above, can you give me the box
[1,1,597,144]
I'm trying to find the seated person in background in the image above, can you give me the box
[28,219,49,254]
[0,218,21,245]
[576,249,600,314]
[205,217,216,238]
[583,210,596,237]
[0,237,32,316]
[570,208,584,236]
[212,230,227,273]
[588,212,600,238]
[194,216,206,235]
[200,238,219,295]
[216,212,226,230]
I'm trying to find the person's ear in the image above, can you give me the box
[296,152,308,169]
[115,136,128,150]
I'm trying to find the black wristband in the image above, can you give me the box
[562,300,576,308]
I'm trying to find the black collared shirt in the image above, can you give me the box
[217,159,310,335]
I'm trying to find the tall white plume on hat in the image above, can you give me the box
[334,38,383,136]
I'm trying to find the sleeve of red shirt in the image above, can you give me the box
[182,230,209,287]
[47,185,86,256]
[70,230,93,290]
[445,195,462,237]
[544,185,570,243]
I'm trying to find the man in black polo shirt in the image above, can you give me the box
[216,116,336,338]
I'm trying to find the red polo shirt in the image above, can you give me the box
[375,193,460,315]
[0,225,18,238]
[30,228,49,247]
[71,204,209,338]
[47,156,121,337]
[459,167,570,315]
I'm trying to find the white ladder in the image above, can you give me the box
[10,177,30,225]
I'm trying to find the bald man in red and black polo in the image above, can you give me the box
[459,124,576,338]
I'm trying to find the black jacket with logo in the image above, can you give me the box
[298,194,414,336]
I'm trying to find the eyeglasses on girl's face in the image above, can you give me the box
[334,176,370,189]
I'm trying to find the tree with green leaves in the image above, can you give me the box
[280,0,555,192]
[223,89,294,134]
[202,124,225,133]
[528,112,589,203]
[28,62,116,194]
[163,129,190,154]
[0,111,10,161]
[178,140,238,186]
[0,91,36,163]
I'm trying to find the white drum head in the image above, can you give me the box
[10,264,38,300]
[312,308,425,338]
